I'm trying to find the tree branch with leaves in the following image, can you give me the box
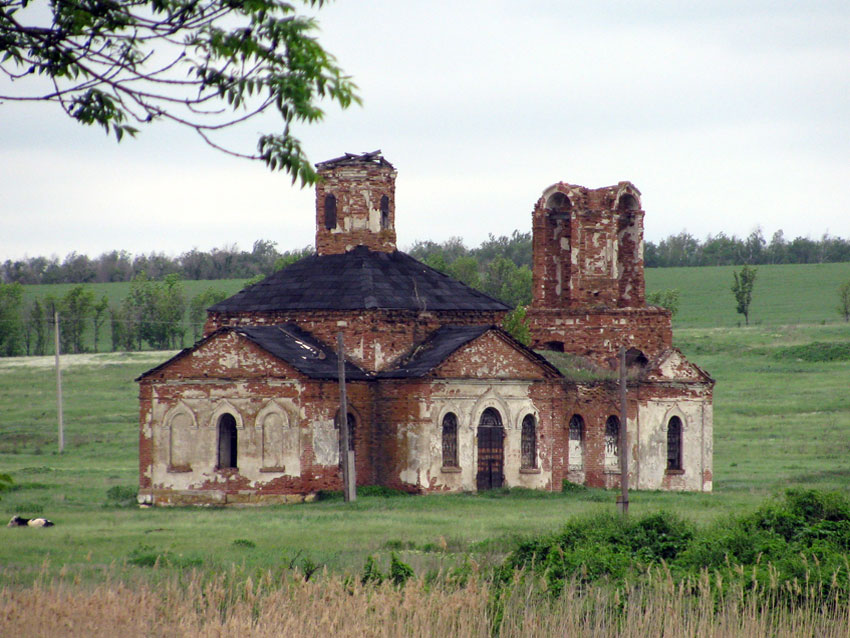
[0,0,359,184]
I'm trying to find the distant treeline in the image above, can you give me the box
[3,229,849,286]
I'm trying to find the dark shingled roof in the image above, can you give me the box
[137,324,369,381]
[315,150,394,170]
[235,324,370,380]
[209,247,510,313]
[379,325,490,378]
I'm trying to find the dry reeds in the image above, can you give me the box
[1,565,847,638]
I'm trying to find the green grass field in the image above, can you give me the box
[646,262,850,328]
[2,264,849,587]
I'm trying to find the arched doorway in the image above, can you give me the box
[217,413,238,469]
[477,407,504,490]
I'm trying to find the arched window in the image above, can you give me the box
[568,414,584,470]
[335,411,355,452]
[217,413,238,469]
[380,195,390,230]
[604,415,620,470]
[617,193,640,211]
[442,412,458,468]
[521,415,537,469]
[324,193,337,230]
[546,191,571,214]
[667,416,683,471]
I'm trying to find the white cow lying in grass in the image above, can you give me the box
[7,515,54,528]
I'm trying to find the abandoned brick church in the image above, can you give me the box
[137,151,713,506]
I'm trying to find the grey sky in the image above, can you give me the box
[1,0,848,261]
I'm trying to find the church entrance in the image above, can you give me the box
[477,408,504,490]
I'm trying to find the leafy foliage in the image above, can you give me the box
[645,288,680,316]
[501,305,530,345]
[500,490,850,603]
[731,264,757,325]
[0,0,359,183]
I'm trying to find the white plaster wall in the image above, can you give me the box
[150,382,308,492]
[634,398,713,491]
[395,381,551,492]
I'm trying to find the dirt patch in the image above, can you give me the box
[0,351,178,370]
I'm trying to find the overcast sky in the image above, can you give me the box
[2,0,848,261]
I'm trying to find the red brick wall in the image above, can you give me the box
[206,309,507,372]
[526,306,673,366]
[315,160,397,255]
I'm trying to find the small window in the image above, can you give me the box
[543,341,565,352]
[217,413,238,469]
[625,348,648,368]
[604,415,620,470]
[442,413,459,468]
[568,414,584,470]
[667,416,683,471]
[521,415,537,469]
[324,193,337,230]
[380,195,390,230]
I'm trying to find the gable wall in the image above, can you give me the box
[434,331,551,380]
[206,309,506,372]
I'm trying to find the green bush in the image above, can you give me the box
[500,490,850,603]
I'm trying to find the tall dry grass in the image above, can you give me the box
[1,566,848,638]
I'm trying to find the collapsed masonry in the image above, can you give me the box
[137,151,713,506]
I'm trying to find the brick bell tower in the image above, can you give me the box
[314,151,398,255]
[526,180,672,365]
[530,181,646,310]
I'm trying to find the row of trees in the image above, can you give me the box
[4,228,848,286]
[0,241,313,286]
[0,278,228,357]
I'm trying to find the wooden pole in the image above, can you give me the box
[54,309,64,454]
[337,333,355,502]
[618,346,628,515]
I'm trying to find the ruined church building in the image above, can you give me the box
[138,151,713,506]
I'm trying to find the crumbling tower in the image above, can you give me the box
[526,181,671,366]
[315,150,398,255]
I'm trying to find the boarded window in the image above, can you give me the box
[442,412,458,467]
[667,416,683,471]
[380,195,390,230]
[604,415,620,470]
[168,411,193,470]
[262,412,285,469]
[324,193,337,230]
[521,415,537,469]
[568,414,584,470]
[217,413,238,469]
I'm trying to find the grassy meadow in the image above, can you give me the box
[2,263,850,635]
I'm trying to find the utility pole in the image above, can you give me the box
[617,346,629,516]
[337,333,356,502]
[54,309,64,454]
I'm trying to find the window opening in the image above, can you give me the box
[667,416,683,471]
[604,415,620,470]
[568,414,584,470]
[324,193,337,230]
[217,413,238,469]
[477,408,504,490]
[380,195,390,230]
[442,413,459,467]
[521,414,537,469]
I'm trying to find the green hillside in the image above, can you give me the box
[646,262,850,328]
